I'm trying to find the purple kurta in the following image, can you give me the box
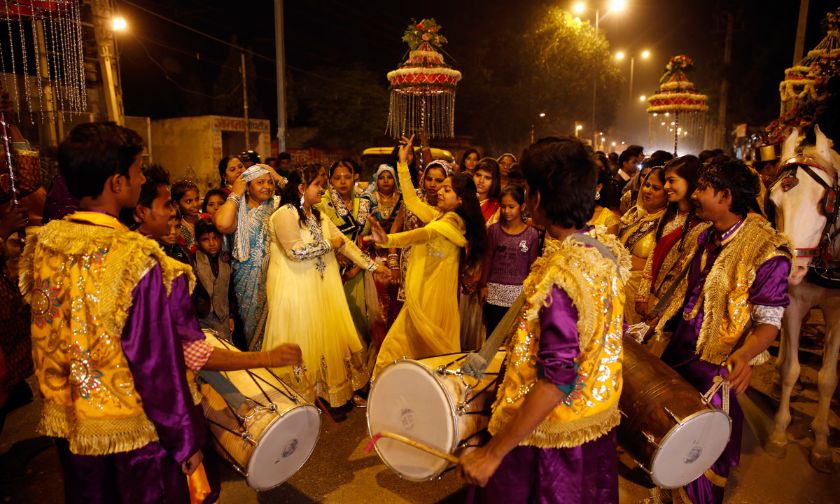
[661,225,790,504]
[57,265,207,504]
[472,287,619,504]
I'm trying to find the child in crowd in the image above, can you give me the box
[172,180,202,252]
[479,185,540,334]
[192,218,234,339]
[161,207,192,265]
[202,188,227,219]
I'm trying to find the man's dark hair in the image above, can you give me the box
[58,122,144,200]
[521,137,597,228]
[699,157,762,217]
[626,145,644,157]
[277,152,292,162]
[648,150,674,166]
[698,150,717,163]
[240,150,260,164]
[138,164,171,208]
[618,149,636,168]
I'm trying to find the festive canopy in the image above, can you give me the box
[386,18,461,140]
[646,55,709,155]
[767,7,839,143]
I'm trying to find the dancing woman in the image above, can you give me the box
[263,164,389,407]
[213,164,278,350]
[369,136,487,378]
[617,166,667,325]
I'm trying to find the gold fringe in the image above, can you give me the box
[39,402,159,455]
[675,487,694,504]
[490,404,620,449]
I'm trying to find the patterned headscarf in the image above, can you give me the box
[233,164,276,262]
[425,159,453,176]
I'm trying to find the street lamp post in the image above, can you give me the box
[615,49,650,103]
[572,0,627,147]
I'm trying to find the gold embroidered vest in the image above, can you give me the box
[489,228,630,448]
[655,213,791,364]
[18,212,195,455]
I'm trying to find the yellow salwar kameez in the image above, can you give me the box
[618,205,664,325]
[372,162,467,378]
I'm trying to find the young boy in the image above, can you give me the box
[20,122,205,502]
[460,137,630,503]
[192,218,234,339]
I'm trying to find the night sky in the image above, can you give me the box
[116,0,839,148]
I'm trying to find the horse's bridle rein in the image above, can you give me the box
[769,157,840,260]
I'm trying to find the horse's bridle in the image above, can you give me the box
[768,156,840,259]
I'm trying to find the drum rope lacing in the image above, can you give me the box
[700,375,731,414]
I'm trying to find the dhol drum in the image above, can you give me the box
[367,351,505,481]
[199,332,321,491]
[618,335,732,489]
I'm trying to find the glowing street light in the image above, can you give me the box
[639,94,647,101]
[608,0,628,13]
[572,1,586,14]
[614,51,626,61]
[641,49,651,59]
[111,16,128,32]
[539,112,546,118]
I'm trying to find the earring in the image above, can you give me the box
[595,191,601,200]
[299,195,305,207]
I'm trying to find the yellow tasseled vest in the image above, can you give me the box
[489,228,630,448]
[654,213,791,365]
[18,211,195,455]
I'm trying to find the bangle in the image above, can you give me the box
[228,193,241,204]
[387,253,398,258]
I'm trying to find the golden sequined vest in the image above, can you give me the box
[18,212,194,455]
[489,228,630,448]
[655,213,791,364]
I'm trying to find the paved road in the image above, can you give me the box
[1,357,837,503]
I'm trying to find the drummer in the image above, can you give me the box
[459,137,630,503]
[651,157,790,503]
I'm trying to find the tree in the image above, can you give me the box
[458,6,622,153]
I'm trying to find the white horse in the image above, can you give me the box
[765,126,840,473]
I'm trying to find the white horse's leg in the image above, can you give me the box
[767,290,810,456]
[810,298,840,473]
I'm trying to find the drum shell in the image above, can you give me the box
[367,351,504,481]
[618,335,731,488]
[199,332,321,491]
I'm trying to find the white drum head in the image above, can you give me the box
[650,409,732,489]
[367,360,457,481]
[246,405,321,491]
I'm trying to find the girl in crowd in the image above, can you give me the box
[497,153,517,188]
[320,159,372,343]
[389,160,450,325]
[369,136,487,377]
[618,166,668,325]
[263,164,388,407]
[460,148,481,175]
[474,158,502,224]
[480,185,540,334]
[363,165,403,332]
[203,188,227,219]
[172,180,202,253]
[462,157,502,349]
[214,164,278,350]
[218,155,246,196]
[589,153,621,234]
[635,156,705,338]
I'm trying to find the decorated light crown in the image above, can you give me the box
[386,18,462,139]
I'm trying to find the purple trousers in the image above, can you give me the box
[56,438,190,504]
[469,429,619,504]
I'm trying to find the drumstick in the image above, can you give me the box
[366,431,460,464]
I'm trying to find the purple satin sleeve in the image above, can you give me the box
[537,286,580,388]
[748,256,791,307]
[120,264,206,464]
[169,274,208,343]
